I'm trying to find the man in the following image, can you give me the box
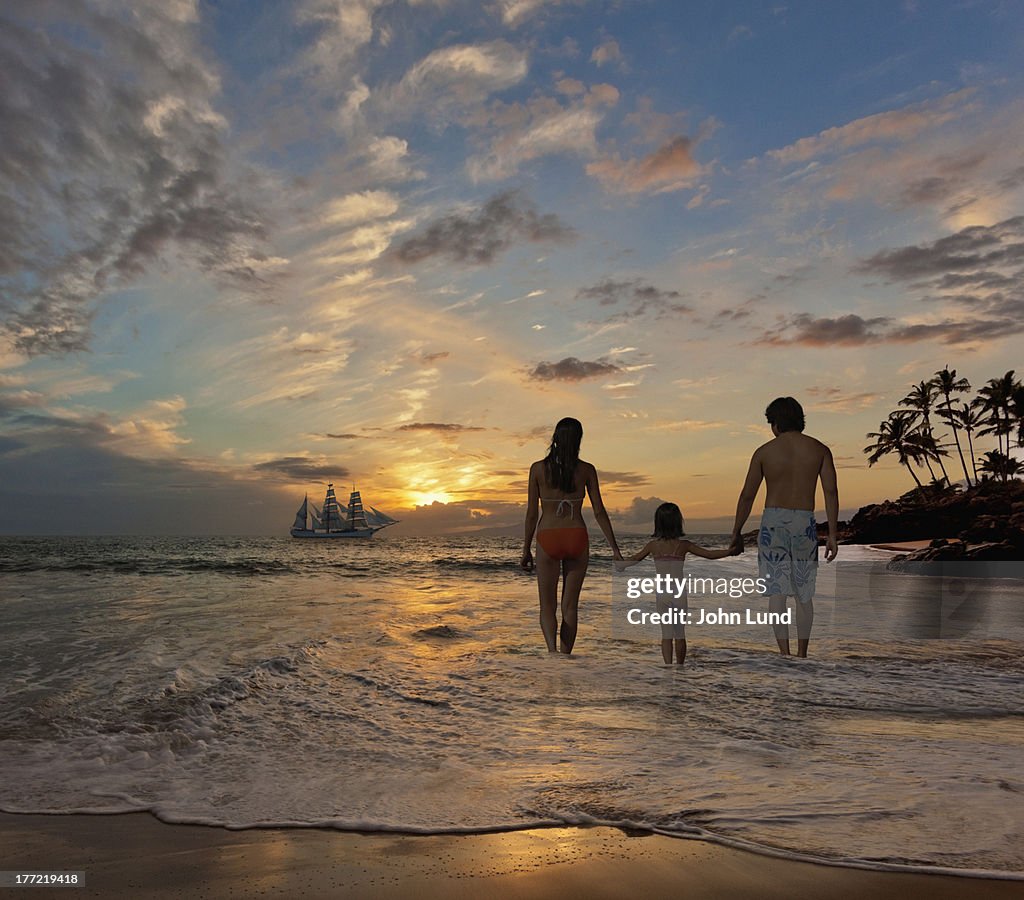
[730,397,839,657]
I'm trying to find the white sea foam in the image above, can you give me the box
[0,536,1022,878]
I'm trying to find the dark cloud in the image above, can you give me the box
[856,216,1024,281]
[0,2,278,356]
[396,422,486,432]
[252,457,348,481]
[758,310,1024,347]
[615,495,668,525]
[392,498,524,536]
[576,277,691,318]
[758,313,891,346]
[997,165,1024,191]
[527,357,622,381]
[822,216,1024,346]
[325,433,363,439]
[421,351,450,363]
[393,190,575,265]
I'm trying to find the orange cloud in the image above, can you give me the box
[586,135,705,194]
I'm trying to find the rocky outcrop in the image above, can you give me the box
[741,481,1024,563]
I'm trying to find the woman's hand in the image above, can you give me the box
[520,549,535,572]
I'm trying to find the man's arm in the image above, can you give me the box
[819,446,839,562]
[730,450,764,550]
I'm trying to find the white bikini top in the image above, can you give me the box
[540,495,585,517]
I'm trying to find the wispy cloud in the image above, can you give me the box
[763,89,974,165]
[393,190,575,264]
[0,2,282,356]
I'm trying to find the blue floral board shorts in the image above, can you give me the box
[758,507,819,604]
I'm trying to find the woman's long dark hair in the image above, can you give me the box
[543,417,583,493]
[652,502,685,539]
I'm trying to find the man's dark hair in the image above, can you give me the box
[765,397,805,433]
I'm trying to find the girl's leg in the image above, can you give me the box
[535,544,560,653]
[660,639,672,663]
[674,638,687,665]
[558,552,589,653]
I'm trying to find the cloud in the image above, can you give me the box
[597,470,650,488]
[757,309,1024,347]
[393,190,575,265]
[757,314,891,346]
[855,215,1024,281]
[0,2,280,356]
[496,0,575,27]
[320,190,400,227]
[387,41,528,124]
[586,136,707,194]
[252,456,349,481]
[527,357,621,381]
[804,387,884,412]
[590,39,624,68]
[396,422,487,432]
[615,495,668,525]
[576,277,692,318]
[764,89,973,165]
[466,87,617,181]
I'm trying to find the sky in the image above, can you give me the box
[1,0,1022,535]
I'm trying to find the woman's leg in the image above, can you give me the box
[558,552,589,653]
[535,543,560,652]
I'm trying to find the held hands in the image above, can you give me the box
[728,533,744,556]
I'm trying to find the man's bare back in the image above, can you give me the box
[757,432,831,512]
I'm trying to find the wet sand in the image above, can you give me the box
[2,812,1021,899]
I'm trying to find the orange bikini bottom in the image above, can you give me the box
[536,528,590,561]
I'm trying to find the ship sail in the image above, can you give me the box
[289,481,398,539]
[366,506,398,526]
[292,495,308,531]
[322,484,346,531]
[348,490,369,529]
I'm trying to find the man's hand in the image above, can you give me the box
[824,536,838,562]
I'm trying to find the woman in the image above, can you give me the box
[521,417,622,653]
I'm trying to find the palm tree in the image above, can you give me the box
[933,366,972,487]
[864,412,927,489]
[978,450,1023,482]
[900,380,949,485]
[1011,382,1024,449]
[953,403,983,484]
[974,371,1016,458]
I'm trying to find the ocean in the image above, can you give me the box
[1,535,1022,878]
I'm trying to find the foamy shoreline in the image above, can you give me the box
[2,813,1022,899]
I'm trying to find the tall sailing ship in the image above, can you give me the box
[290,483,398,539]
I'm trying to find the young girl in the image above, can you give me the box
[617,502,738,665]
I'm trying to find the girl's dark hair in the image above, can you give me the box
[653,502,685,539]
[765,396,805,433]
[543,417,583,492]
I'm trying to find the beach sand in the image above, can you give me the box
[868,540,937,551]
[2,812,1021,899]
